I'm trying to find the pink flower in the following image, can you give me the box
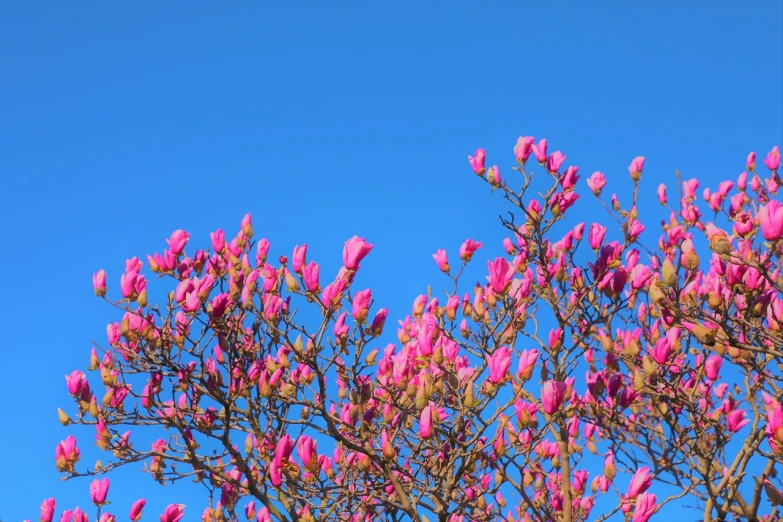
[532,139,548,163]
[297,435,318,471]
[369,308,388,336]
[420,405,433,439]
[627,219,645,241]
[60,510,73,522]
[269,460,283,487]
[516,349,538,380]
[560,165,579,190]
[468,148,486,175]
[292,244,307,273]
[683,178,699,200]
[343,236,374,270]
[727,409,750,432]
[120,271,139,299]
[210,228,225,253]
[627,467,652,498]
[241,213,253,234]
[72,508,87,522]
[486,165,502,187]
[257,508,272,522]
[747,151,756,172]
[90,478,110,506]
[650,337,671,365]
[705,355,722,381]
[433,249,450,272]
[55,435,80,472]
[734,211,754,237]
[65,370,86,396]
[628,156,645,178]
[487,346,512,384]
[630,264,653,290]
[633,493,658,522]
[166,230,190,256]
[210,293,231,318]
[738,171,748,191]
[255,238,270,265]
[275,434,294,466]
[302,261,320,293]
[351,289,372,323]
[245,501,257,521]
[159,504,186,522]
[763,474,783,506]
[40,498,56,522]
[759,200,783,241]
[541,380,568,415]
[93,270,107,297]
[487,257,513,294]
[547,151,566,173]
[588,223,606,250]
[514,136,534,163]
[765,146,781,171]
[657,183,667,205]
[459,239,483,261]
[586,172,606,195]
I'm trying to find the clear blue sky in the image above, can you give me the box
[1,2,781,520]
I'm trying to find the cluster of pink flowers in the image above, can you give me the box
[34,137,783,521]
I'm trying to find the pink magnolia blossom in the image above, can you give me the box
[633,493,658,522]
[727,409,750,432]
[588,223,607,250]
[166,230,190,256]
[487,257,513,294]
[487,346,512,384]
[420,405,433,439]
[546,151,566,173]
[541,380,568,415]
[627,467,652,498]
[292,244,307,273]
[351,289,372,323]
[514,136,534,163]
[586,171,606,195]
[40,498,56,522]
[159,504,186,522]
[560,165,579,190]
[532,138,548,163]
[89,478,110,506]
[705,355,722,381]
[55,435,80,472]
[343,236,374,270]
[628,156,645,178]
[459,239,483,261]
[487,165,502,187]
[468,148,486,175]
[657,183,667,204]
[433,249,450,272]
[765,146,780,171]
[517,349,538,380]
[747,151,757,172]
[759,200,783,241]
[72,508,87,522]
[92,270,107,297]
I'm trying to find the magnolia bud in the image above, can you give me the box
[710,235,731,256]
[57,408,71,425]
[662,259,678,287]
[690,323,716,345]
[683,250,700,271]
[464,381,476,408]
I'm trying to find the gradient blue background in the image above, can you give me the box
[1,1,781,520]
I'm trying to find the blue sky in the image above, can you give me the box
[0,1,781,520]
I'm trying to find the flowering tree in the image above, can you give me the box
[37,137,783,522]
